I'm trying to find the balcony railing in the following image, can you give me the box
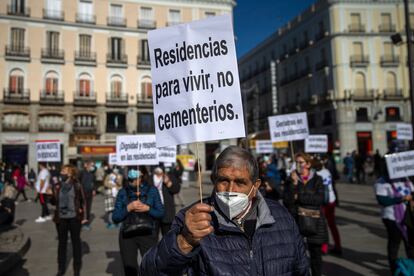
[41,48,64,61]
[39,90,64,105]
[348,24,365,33]
[43,9,64,20]
[137,94,153,106]
[3,89,30,104]
[380,55,399,67]
[73,125,96,133]
[107,54,128,67]
[350,55,369,67]
[383,89,403,100]
[106,93,128,107]
[137,19,156,29]
[75,13,96,24]
[73,92,96,106]
[5,45,30,61]
[107,16,126,27]
[350,89,375,100]
[379,24,396,33]
[137,55,150,67]
[106,126,127,133]
[7,5,30,16]
[74,51,96,66]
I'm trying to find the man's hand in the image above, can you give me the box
[291,171,299,185]
[403,194,412,202]
[164,174,173,188]
[178,203,214,254]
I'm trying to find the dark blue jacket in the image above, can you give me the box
[112,182,164,223]
[141,193,309,275]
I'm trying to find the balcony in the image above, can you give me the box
[5,46,30,62]
[315,59,328,71]
[350,89,375,101]
[350,55,369,67]
[107,16,126,27]
[7,5,30,16]
[106,93,128,107]
[137,94,153,107]
[41,48,65,64]
[39,90,64,105]
[106,54,128,68]
[3,89,30,104]
[73,92,96,106]
[73,125,96,134]
[380,55,399,67]
[137,55,150,69]
[43,9,64,21]
[379,24,396,33]
[137,19,156,30]
[74,51,97,66]
[348,24,365,33]
[75,13,96,24]
[383,89,404,100]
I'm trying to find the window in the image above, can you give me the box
[10,0,26,14]
[45,71,58,95]
[106,113,126,132]
[10,28,25,50]
[110,75,122,98]
[140,7,153,20]
[8,69,24,94]
[385,107,401,121]
[323,111,332,126]
[140,39,149,62]
[386,72,397,91]
[381,13,391,28]
[384,42,394,57]
[46,31,60,51]
[353,42,363,56]
[110,4,122,18]
[168,9,181,25]
[351,13,361,26]
[78,0,93,22]
[109,37,124,60]
[79,34,91,56]
[137,113,155,133]
[141,78,152,101]
[356,107,369,122]
[45,0,62,18]
[78,73,92,97]
[74,115,96,128]
[355,72,366,96]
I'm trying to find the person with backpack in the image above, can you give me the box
[14,166,29,202]
[79,161,96,230]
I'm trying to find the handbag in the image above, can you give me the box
[297,206,320,237]
[121,185,155,238]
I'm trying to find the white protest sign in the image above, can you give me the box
[108,153,117,165]
[385,150,414,179]
[268,112,309,143]
[397,123,413,141]
[36,140,61,162]
[148,15,245,147]
[305,135,328,153]
[256,140,273,154]
[116,135,159,166]
[158,146,177,164]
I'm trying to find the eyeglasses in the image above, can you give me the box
[295,161,306,165]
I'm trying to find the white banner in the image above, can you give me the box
[148,15,245,147]
[397,123,413,141]
[256,140,273,154]
[268,112,309,143]
[158,146,177,164]
[305,135,328,153]
[36,140,61,162]
[116,135,159,166]
[385,150,414,179]
[108,153,117,165]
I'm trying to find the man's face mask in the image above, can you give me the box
[215,185,255,220]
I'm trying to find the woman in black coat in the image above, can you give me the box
[283,152,328,276]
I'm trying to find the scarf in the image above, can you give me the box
[153,175,164,204]
[60,181,73,213]
[391,180,412,241]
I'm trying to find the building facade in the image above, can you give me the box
[0,0,234,170]
[239,0,413,157]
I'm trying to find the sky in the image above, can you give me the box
[234,0,317,58]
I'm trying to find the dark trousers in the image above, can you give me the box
[356,167,365,184]
[323,203,341,249]
[308,243,322,276]
[159,222,172,236]
[119,227,158,276]
[39,193,50,217]
[383,218,414,273]
[57,218,82,274]
[15,189,28,201]
[84,191,93,222]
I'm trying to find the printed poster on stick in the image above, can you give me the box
[255,140,273,154]
[148,15,245,147]
[108,153,117,165]
[158,146,177,164]
[268,112,309,143]
[305,135,328,153]
[116,135,159,166]
[385,150,414,179]
[396,123,413,141]
[36,140,61,162]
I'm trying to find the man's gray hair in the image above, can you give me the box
[211,146,259,183]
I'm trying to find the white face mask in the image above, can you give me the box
[215,185,255,220]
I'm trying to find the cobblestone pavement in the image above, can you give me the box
[7,181,400,275]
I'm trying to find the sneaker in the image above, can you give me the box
[45,215,53,221]
[35,217,47,223]
[82,225,91,231]
[106,223,115,229]
[15,201,19,205]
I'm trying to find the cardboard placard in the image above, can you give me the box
[116,135,159,166]
[268,112,309,143]
[385,150,414,179]
[36,140,61,162]
[305,135,328,153]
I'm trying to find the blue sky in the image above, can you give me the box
[234,0,316,58]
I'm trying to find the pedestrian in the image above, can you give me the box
[343,152,354,183]
[53,164,87,276]
[28,168,36,189]
[113,168,164,276]
[172,159,186,207]
[263,155,282,200]
[14,166,29,202]
[141,146,309,275]
[354,152,366,184]
[150,166,180,235]
[103,167,123,229]
[373,149,382,178]
[79,161,96,230]
[95,162,106,192]
[283,152,328,276]
[35,163,52,223]
[375,158,414,274]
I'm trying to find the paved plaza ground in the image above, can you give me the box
[6,180,400,276]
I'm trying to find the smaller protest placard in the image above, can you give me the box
[305,135,328,153]
[397,123,413,141]
[385,150,414,179]
[158,146,177,164]
[108,153,117,165]
[268,112,309,143]
[36,140,61,162]
[116,135,159,166]
[256,140,273,154]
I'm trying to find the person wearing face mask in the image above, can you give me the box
[141,146,309,275]
[112,168,164,276]
[79,161,96,231]
[103,167,123,229]
[53,165,87,276]
[283,153,328,276]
